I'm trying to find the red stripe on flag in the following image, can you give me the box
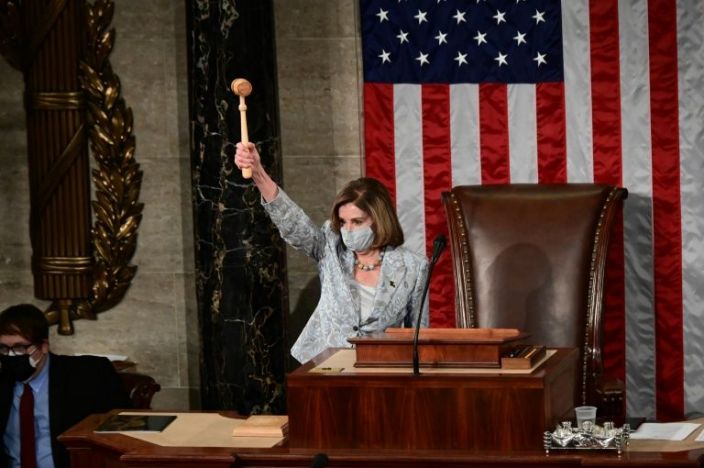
[536,82,567,183]
[479,84,510,184]
[363,83,396,202]
[648,0,684,421]
[421,84,455,328]
[589,0,624,181]
[589,0,626,388]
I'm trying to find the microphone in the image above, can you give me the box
[309,453,329,468]
[412,234,447,375]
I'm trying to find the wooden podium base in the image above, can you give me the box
[287,348,578,451]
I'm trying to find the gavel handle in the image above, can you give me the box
[239,95,252,179]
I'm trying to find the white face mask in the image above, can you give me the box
[341,225,375,252]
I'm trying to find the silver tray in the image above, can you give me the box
[543,422,631,455]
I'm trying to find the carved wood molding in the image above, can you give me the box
[80,0,143,316]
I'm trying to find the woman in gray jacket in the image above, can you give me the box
[235,143,429,363]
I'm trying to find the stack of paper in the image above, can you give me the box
[232,415,288,438]
[629,422,700,441]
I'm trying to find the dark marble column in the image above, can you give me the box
[186,0,288,414]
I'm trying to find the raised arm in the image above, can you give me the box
[234,142,326,261]
[235,142,278,202]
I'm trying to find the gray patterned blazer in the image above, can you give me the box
[263,189,429,363]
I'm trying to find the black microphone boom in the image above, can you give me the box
[412,234,446,375]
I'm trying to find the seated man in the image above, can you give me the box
[0,304,131,468]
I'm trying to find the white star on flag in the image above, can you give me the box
[379,50,391,63]
[414,10,428,24]
[435,31,448,45]
[513,31,527,45]
[453,10,466,24]
[376,8,389,23]
[454,52,468,66]
[533,52,547,66]
[416,51,430,66]
[493,10,506,25]
[495,52,508,66]
[533,10,546,24]
[396,30,409,43]
[474,31,487,45]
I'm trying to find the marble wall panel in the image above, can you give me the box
[187,0,288,414]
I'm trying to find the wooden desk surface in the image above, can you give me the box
[60,410,704,468]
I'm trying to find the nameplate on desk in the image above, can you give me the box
[309,366,344,373]
[501,345,547,369]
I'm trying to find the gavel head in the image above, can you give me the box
[231,78,252,97]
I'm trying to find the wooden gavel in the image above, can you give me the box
[230,78,253,179]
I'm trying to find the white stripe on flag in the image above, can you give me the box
[450,84,481,187]
[394,84,426,256]
[677,0,704,419]
[619,0,656,419]
[508,84,538,183]
[562,0,594,183]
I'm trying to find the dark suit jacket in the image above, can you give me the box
[0,353,132,468]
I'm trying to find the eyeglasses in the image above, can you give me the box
[0,343,37,356]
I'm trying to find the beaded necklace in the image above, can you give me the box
[354,248,385,271]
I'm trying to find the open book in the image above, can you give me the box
[232,415,288,438]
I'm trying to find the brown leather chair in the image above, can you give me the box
[442,184,627,420]
[118,371,161,409]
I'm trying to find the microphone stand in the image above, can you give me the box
[412,235,446,375]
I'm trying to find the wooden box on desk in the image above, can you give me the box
[287,346,578,451]
[349,328,529,368]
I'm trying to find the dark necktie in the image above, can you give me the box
[19,383,37,468]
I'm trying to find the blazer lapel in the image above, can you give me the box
[333,238,359,311]
[371,247,408,322]
[0,375,14,433]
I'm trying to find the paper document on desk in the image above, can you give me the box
[629,422,700,440]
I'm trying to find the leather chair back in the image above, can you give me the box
[442,184,626,406]
[118,371,161,409]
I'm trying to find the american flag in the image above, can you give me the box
[360,0,704,421]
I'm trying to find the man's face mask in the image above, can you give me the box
[0,344,42,382]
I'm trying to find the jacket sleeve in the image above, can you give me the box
[262,188,327,262]
[404,256,430,328]
[92,357,133,410]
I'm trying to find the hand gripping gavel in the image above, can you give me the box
[230,78,253,179]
